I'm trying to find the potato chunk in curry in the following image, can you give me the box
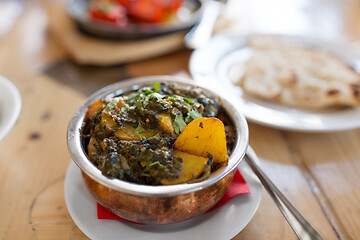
[174,117,229,164]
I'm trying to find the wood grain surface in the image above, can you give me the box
[1,1,360,239]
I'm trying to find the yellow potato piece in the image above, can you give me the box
[174,117,228,163]
[161,150,209,185]
[115,124,156,141]
[87,136,98,156]
[100,114,156,141]
[100,114,118,131]
[86,100,105,120]
[157,113,175,135]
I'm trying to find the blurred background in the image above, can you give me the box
[1,0,360,89]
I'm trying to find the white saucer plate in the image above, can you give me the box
[0,75,21,141]
[64,159,263,240]
[190,34,360,132]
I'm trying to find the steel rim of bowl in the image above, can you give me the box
[67,75,249,197]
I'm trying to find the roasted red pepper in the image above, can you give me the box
[89,0,127,26]
[126,0,165,23]
[127,0,183,23]
[89,0,183,25]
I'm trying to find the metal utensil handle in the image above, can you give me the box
[184,0,223,49]
[245,149,324,240]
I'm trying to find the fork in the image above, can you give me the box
[245,147,324,240]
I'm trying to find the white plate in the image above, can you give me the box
[0,75,21,141]
[64,156,263,240]
[190,34,360,132]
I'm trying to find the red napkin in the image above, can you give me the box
[97,168,250,221]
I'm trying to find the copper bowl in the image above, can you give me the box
[67,75,249,224]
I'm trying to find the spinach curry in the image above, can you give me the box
[82,82,235,185]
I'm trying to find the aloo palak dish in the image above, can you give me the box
[82,82,235,186]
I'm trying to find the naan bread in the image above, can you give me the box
[236,36,360,109]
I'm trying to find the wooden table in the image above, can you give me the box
[1,1,360,239]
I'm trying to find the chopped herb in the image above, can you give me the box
[150,161,165,168]
[105,97,121,111]
[185,109,202,123]
[134,123,146,140]
[130,91,165,111]
[139,135,146,141]
[149,92,164,101]
[167,96,176,101]
[173,114,187,134]
[143,88,154,95]
[184,98,194,104]
[134,95,149,110]
[135,99,143,109]
[142,161,152,175]
[154,81,161,92]
[119,103,135,114]
[127,92,141,102]
[147,133,160,140]
[141,155,164,176]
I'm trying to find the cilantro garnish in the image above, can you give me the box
[134,123,160,141]
[145,89,154,95]
[127,86,165,112]
[150,161,165,168]
[172,99,203,133]
[134,123,146,140]
[185,109,202,123]
[135,99,145,109]
[168,96,175,101]
[127,85,203,135]
[127,92,141,102]
[149,92,164,101]
[184,98,194,104]
[141,155,164,176]
[173,114,187,134]
[154,81,161,92]
[105,97,121,111]
[119,103,135,114]
[147,133,160,140]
